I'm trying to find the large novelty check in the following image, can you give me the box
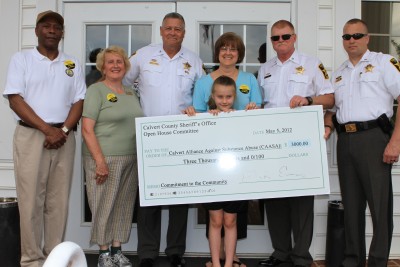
[136,106,330,206]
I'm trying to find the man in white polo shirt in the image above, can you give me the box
[3,10,86,267]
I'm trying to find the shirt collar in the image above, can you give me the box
[275,50,298,66]
[345,49,370,69]
[152,46,188,61]
[33,47,63,62]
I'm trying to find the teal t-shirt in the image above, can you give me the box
[82,82,143,156]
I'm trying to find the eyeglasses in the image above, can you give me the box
[220,47,237,52]
[341,33,367,40]
[270,34,294,42]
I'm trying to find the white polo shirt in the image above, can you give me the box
[257,50,333,108]
[3,47,86,123]
[332,50,400,124]
[123,43,203,117]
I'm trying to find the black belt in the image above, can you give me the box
[19,121,78,131]
[19,121,64,129]
[337,119,379,133]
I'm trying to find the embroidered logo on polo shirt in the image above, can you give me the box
[64,60,76,77]
[239,84,250,94]
[107,93,118,103]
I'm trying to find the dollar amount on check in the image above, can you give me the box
[135,106,330,206]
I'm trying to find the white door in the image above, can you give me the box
[63,1,291,255]
[62,1,176,252]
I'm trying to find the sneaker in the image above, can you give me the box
[98,252,118,267]
[113,250,132,267]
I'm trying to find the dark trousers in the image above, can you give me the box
[337,128,393,267]
[265,196,314,266]
[137,204,189,260]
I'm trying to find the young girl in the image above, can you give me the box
[207,75,237,115]
[185,76,256,267]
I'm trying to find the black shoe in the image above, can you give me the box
[139,258,154,267]
[259,256,284,266]
[169,254,186,267]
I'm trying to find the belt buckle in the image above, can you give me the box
[345,123,357,133]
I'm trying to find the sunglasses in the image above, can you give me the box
[270,34,294,42]
[342,33,367,40]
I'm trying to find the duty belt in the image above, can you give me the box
[336,120,379,133]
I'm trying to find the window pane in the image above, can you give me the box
[131,25,152,55]
[390,37,400,59]
[392,3,400,36]
[86,25,106,62]
[369,35,389,54]
[199,24,221,65]
[246,25,267,64]
[109,25,129,52]
[224,25,243,37]
[362,2,390,34]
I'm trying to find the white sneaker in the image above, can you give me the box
[98,252,118,267]
[113,251,132,267]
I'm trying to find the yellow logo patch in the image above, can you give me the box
[107,93,118,103]
[64,60,75,69]
[239,84,250,94]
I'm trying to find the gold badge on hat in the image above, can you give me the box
[239,84,250,94]
[296,66,305,74]
[183,62,192,74]
[365,64,374,72]
[64,59,75,77]
[107,93,118,103]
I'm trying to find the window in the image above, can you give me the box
[85,24,152,87]
[199,24,267,75]
[362,1,400,123]
[362,1,400,59]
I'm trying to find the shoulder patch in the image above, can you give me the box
[319,63,329,79]
[390,58,400,72]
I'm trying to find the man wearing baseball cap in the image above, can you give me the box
[3,10,86,267]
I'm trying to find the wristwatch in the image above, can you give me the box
[61,125,70,134]
[306,96,313,105]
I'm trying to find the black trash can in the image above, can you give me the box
[325,200,345,267]
[0,197,21,267]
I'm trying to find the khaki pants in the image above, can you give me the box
[13,125,76,267]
